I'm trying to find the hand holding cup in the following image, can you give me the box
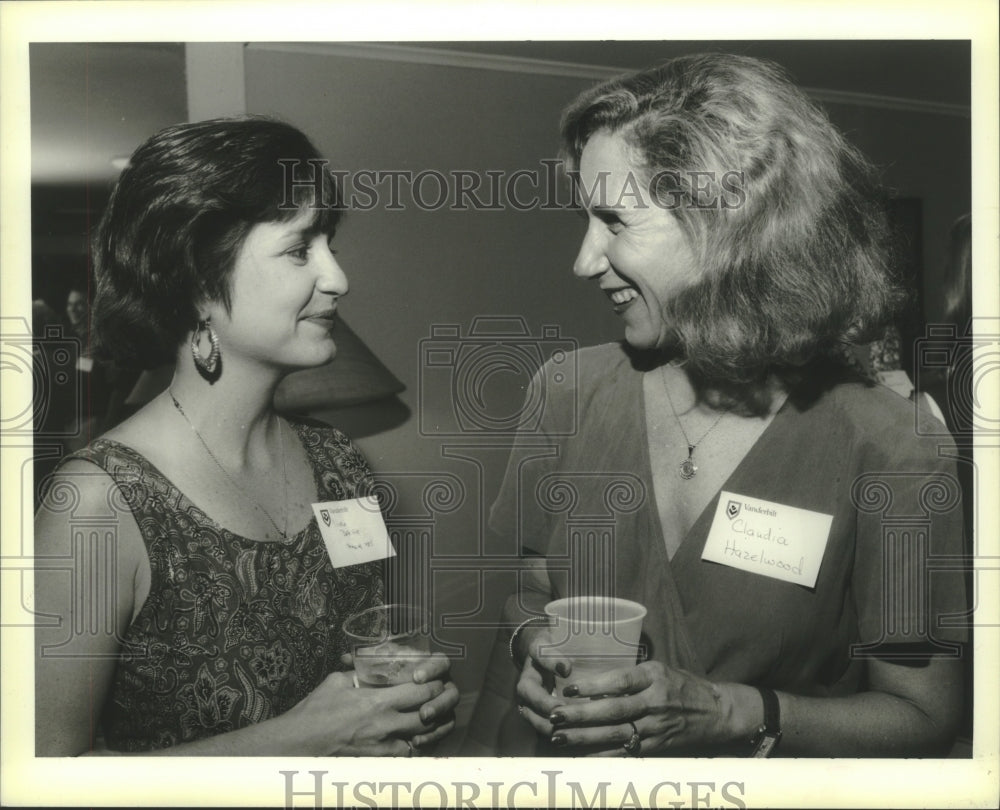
[515,596,646,742]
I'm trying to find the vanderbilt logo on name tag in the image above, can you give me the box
[311,496,395,569]
[702,491,833,588]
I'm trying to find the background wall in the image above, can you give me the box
[30,40,973,753]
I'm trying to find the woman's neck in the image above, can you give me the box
[659,357,789,419]
[164,359,284,470]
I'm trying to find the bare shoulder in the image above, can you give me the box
[34,455,147,755]
[34,456,145,587]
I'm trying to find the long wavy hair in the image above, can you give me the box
[561,53,905,411]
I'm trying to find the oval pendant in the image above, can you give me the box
[679,458,697,479]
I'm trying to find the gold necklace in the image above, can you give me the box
[660,368,727,480]
[169,390,289,540]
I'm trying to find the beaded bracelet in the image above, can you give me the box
[508,616,551,666]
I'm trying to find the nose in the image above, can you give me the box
[315,242,349,297]
[573,219,611,279]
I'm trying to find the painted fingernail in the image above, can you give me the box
[549,710,566,725]
[555,662,570,677]
[550,733,567,746]
[562,685,579,697]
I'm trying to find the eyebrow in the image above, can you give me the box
[587,205,627,222]
[281,214,330,242]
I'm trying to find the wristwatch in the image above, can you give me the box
[750,687,782,757]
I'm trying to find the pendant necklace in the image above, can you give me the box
[660,367,727,480]
[169,389,289,540]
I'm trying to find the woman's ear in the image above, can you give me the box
[194,295,222,326]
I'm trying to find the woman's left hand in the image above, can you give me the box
[546,661,739,756]
[410,652,459,748]
[340,650,459,750]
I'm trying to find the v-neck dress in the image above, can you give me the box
[491,343,967,711]
[64,419,384,752]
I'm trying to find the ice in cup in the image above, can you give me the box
[342,604,431,688]
[542,596,647,693]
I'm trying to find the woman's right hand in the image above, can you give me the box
[284,670,449,756]
[513,623,573,739]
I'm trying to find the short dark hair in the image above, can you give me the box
[560,53,904,405]
[92,115,342,368]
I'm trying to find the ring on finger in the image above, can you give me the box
[517,705,527,720]
[405,740,414,757]
[622,721,641,757]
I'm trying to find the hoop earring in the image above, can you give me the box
[191,318,221,380]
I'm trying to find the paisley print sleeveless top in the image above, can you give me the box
[67,420,384,752]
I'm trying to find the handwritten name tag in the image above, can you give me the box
[701,491,832,588]
[312,496,396,569]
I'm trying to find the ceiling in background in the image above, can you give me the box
[30,42,187,185]
[418,40,971,106]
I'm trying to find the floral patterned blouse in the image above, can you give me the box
[67,419,384,752]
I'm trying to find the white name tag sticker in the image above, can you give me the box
[76,356,94,373]
[312,496,395,569]
[701,491,833,588]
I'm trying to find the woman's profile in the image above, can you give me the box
[34,116,458,755]
[486,54,967,758]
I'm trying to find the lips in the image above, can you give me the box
[602,286,639,312]
[303,309,337,326]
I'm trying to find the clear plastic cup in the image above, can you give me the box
[342,604,431,688]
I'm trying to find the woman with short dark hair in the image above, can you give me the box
[35,116,458,755]
[498,54,966,757]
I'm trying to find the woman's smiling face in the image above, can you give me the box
[206,206,349,372]
[573,129,703,351]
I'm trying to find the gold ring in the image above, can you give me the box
[623,721,641,757]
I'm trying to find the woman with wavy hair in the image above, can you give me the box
[495,54,966,757]
[34,116,458,755]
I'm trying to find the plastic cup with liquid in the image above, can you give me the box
[343,603,431,688]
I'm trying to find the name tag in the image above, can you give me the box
[701,491,832,588]
[76,356,94,373]
[312,496,396,569]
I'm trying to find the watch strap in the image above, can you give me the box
[750,687,782,757]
